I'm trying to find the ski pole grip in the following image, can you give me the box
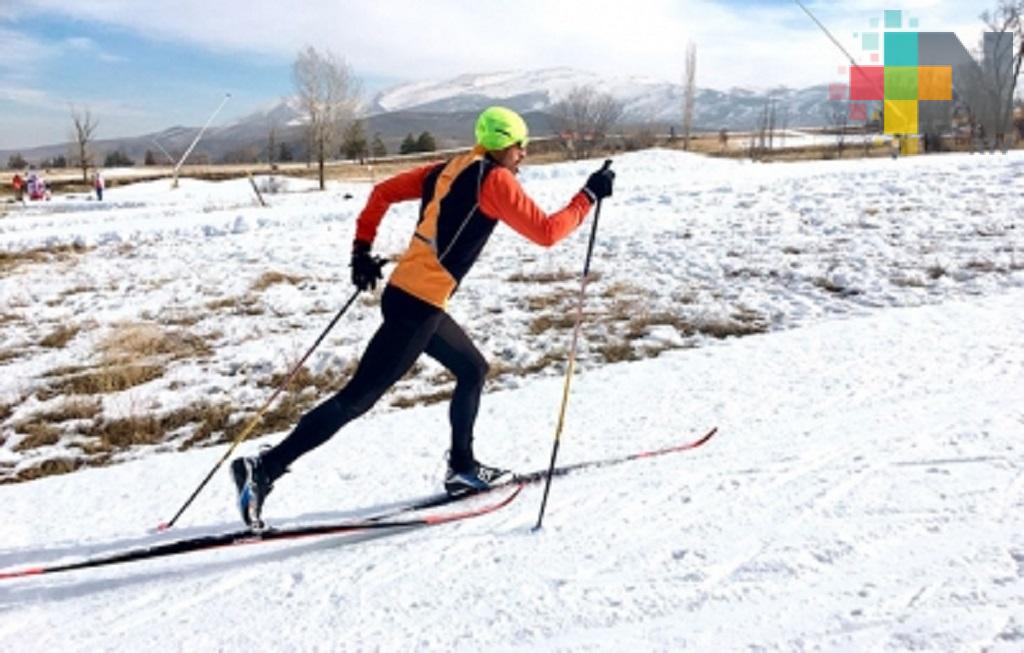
[600,159,612,172]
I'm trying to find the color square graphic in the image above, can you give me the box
[885,32,918,66]
[829,83,848,100]
[884,10,902,29]
[918,66,952,100]
[870,17,880,28]
[849,103,868,121]
[885,67,918,100]
[884,99,918,133]
[850,66,884,100]
[862,32,879,51]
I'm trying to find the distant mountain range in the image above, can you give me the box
[2,67,838,166]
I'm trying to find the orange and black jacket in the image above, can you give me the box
[355,145,594,310]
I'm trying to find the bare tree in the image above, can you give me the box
[293,46,360,190]
[682,42,697,151]
[70,106,98,183]
[549,85,624,160]
[980,1,1023,149]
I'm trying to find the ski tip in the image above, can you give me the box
[0,566,44,581]
[155,522,171,532]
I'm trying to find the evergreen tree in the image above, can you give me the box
[7,153,27,170]
[416,131,437,152]
[371,132,387,158]
[399,133,418,154]
[104,150,134,167]
[341,120,368,161]
[278,142,294,162]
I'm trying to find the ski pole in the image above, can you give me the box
[534,159,612,531]
[159,280,373,531]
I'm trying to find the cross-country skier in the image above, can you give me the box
[231,106,615,527]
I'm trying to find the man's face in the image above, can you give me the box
[491,142,526,173]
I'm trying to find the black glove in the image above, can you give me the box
[582,162,615,203]
[350,240,384,291]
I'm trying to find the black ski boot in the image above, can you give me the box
[231,455,273,529]
[444,461,511,497]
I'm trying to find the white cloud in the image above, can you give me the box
[0,26,61,71]
[0,85,54,107]
[13,0,993,91]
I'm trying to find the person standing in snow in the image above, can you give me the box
[230,106,615,527]
[11,172,24,202]
[92,170,104,201]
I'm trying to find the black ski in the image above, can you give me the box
[0,485,524,580]
[0,426,717,580]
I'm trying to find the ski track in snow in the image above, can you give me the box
[0,150,1022,650]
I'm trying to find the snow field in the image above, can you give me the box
[0,148,1022,649]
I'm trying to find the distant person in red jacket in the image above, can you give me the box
[11,173,24,202]
[230,106,615,527]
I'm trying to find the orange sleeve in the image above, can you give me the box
[355,163,438,244]
[479,167,594,247]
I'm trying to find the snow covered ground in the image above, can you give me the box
[0,149,1022,650]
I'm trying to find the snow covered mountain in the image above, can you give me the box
[0,67,840,166]
[369,66,835,129]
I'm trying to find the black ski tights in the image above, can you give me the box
[260,287,488,481]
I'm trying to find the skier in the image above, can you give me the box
[230,106,615,527]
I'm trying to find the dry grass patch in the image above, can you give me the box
[38,323,211,399]
[964,259,1001,273]
[160,308,205,327]
[99,322,212,361]
[524,290,575,312]
[926,265,946,280]
[508,269,578,284]
[694,314,769,339]
[39,323,81,348]
[0,348,22,364]
[32,398,102,423]
[205,294,265,316]
[391,388,453,409]
[626,311,695,338]
[600,280,647,299]
[5,457,86,484]
[70,401,235,452]
[0,242,89,273]
[40,363,166,400]
[528,313,581,335]
[252,270,306,291]
[891,275,927,288]
[13,422,62,451]
[598,340,641,363]
[258,363,353,394]
[60,283,98,297]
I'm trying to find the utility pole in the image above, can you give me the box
[172,93,231,188]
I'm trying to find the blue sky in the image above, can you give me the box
[0,1,987,150]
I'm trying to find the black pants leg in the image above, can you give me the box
[424,314,489,471]
[260,288,487,481]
